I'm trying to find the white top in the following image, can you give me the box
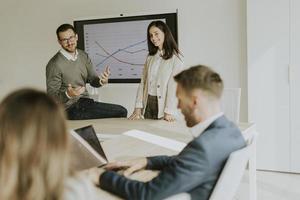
[135,53,184,117]
[148,51,162,96]
[64,175,98,200]
[60,48,78,61]
[189,112,224,138]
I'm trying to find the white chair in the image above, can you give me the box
[164,131,258,200]
[164,193,191,200]
[209,131,258,200]
[221,88,241,124]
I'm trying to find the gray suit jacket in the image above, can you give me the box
[100,116,246,200]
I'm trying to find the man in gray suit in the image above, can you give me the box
[88,65,246,200]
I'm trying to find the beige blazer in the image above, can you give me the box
[135,54,184,118]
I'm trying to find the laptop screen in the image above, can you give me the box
[74,125,107,161]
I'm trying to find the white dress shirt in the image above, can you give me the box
[189,112,224,138]
[148,51,163,96]
[60,48,78,61]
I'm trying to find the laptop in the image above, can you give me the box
[69,125,108,171]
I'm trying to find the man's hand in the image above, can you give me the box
[128,108,143,120]
[66,84,85,97]
[99,66,111,85]
[163,113,176,122]
[105,157,147,177]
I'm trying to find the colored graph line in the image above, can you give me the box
[123,49,147,54]
[95,53,107,58]
[94,40,147,67]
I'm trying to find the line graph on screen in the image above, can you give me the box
[74,13,177,83]
[83,20,159,80]
[94,39,147,67]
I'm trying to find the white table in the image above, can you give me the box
[68,118,256,200]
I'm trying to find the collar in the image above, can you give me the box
[158,49,164,56]
[154,49,164,58]
[60,48,78,61]
[189,112,224,138]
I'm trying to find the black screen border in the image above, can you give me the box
[73,13,178,83]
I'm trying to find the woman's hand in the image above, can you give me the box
[163,113,175,122]
[128,108,143,120]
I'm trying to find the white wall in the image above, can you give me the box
[247,0,300,172]
[0,0,247,121]
[247,0,290,171]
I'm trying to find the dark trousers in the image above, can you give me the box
[66,98,127,120]
[144,95,158,119]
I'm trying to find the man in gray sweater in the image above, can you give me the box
[46,24,127,120]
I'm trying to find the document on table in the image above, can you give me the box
[123,129,187,152]
[96,133,119,142]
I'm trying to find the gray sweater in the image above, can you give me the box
[46,49,101,108]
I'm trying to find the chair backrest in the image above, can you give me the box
[208,132,257,200]
[163,192,191,200]
[221,88,241,124]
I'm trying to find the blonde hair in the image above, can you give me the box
[0,89,69,200]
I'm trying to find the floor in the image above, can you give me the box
[236,170,300,200]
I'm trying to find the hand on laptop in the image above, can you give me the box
[105,157,147,177]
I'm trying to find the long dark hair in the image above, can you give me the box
[147,20,180,60]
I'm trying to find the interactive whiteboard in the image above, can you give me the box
[74,13,177,83]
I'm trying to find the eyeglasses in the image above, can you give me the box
[60,35,76,44]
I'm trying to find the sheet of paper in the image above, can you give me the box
[123,129,187,152]
[96,133,119,142]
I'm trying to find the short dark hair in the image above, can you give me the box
[56,24,76,39]
[174,65,224,98]
[147,20,180,60]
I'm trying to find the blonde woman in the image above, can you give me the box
[0,89,97,200]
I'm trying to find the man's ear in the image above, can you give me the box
[190,93,199,109]
[57,36,63,45]
[191,90,203,108]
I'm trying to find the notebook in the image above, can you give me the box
[69,125,108,171]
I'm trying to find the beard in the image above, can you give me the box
[64,43,76,53]
[185,118,196,127]
[182,111,197,127]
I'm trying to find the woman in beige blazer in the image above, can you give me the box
[129,20,184,122]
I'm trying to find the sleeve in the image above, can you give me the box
[46,60,69,104]
[164,55,184,115]
[146,155,175,170]
[135,57,149,108]
[64,176,98,200]
[100,142,209,200]
[85,52,101,88]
